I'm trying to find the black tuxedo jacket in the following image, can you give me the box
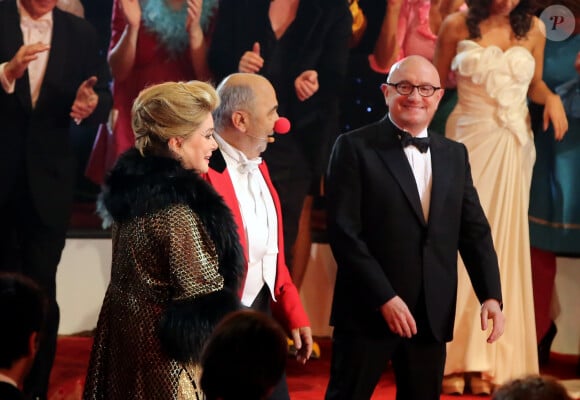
[0,0,112,229]
[326,116,502,342]
[0,381,24,400]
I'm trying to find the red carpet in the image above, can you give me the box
[49,336,579,400]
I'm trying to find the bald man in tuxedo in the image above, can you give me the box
[324,55,504,400]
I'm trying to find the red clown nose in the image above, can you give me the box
[273,117,291,134]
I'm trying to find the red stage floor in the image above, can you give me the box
[49,335,579,400]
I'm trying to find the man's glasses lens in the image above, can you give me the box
[387,82,440,97]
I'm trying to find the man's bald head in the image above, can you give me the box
[214,73,274,133]
[388,55,442,88]
[217,73,272,91]
[382,55,444,135]
[213,73,279,159]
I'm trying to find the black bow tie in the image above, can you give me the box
[398,130,430,153]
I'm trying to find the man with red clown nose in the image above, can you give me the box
[204,73,312,400]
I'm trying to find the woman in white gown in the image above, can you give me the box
[433,0,568,394]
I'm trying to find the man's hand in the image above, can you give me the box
[480,299,504,343]
[70,76,99,124]
[290,326,313,365]
[4,43,50,81]
[294,70,319,101]
[380,296,417,338]
[238,42,263,73]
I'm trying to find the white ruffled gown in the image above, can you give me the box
[444,40,539,384]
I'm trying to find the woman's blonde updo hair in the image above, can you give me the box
[132,81,219,157]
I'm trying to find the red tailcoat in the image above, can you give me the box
[205,150,310,330]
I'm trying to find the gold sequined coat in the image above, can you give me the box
[83,149,244,400]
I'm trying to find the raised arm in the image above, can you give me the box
[1,44,50,87]
[432,12,465,88]
[107,0,141,83]
[372,0,402,72]
[186,0,212,81]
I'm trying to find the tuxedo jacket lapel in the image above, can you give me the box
[1,1,32,113]
[373,118,426,226]
[207,150,248,255]
[36,8,66,110]
[428,134,452,229]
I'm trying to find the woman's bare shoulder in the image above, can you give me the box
[529,15,547,37]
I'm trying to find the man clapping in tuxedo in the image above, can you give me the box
[0,1,111,398]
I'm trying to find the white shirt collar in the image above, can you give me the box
[388,114,428,138]
[214,134,262,170]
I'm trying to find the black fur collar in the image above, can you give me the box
[100,148,244,291]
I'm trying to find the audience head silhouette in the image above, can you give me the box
[0,273,47,389]
[492,375,572,400]
[201,310,288,400]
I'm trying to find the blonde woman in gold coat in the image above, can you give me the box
[84,81,244,399]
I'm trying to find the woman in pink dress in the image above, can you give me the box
[395,0,439,61]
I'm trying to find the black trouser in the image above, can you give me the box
[326,295,445,400]
[0,190,65,400]
[249,286,290,400]
[325,328,446,400]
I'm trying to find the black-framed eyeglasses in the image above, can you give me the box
[385,81,441,97]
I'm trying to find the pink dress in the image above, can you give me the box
[368,0,437,74]
[85,0,197,184]
[396,0,437,61]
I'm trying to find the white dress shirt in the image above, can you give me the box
[390,117,432,221]
[0,0,53,107]
[214,134,279,306]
